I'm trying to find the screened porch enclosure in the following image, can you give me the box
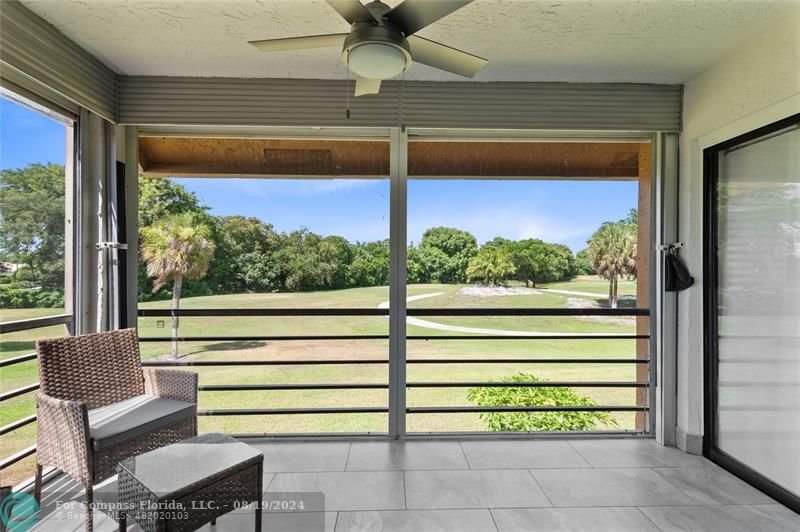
[132,134,655,439]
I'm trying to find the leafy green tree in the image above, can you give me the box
[622,208,639,227]
[273,229,355,291]
[467,373,617,431]
[141,213,216,358]
[485,236,512,248]
[406,245,429,284]
[587,221,637,308]
[138,177,209,227]
[506,239,572,287]
[322,235,354,289]
[210,216,280,293]
[348,240,390,287]
[419,227,478,283]
[0,163,65,290]
[466,246,516,286]
[573,248,595,275]
[138,178,213,300]
[237,251,281,292]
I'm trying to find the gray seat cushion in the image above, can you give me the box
[88,394,196,451]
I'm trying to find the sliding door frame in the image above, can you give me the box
[702,113,800,513]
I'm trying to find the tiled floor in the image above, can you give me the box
[32,438,800,531]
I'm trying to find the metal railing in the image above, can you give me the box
[137,307,650,429]
[0,314,72,473]
[0,306,650,475]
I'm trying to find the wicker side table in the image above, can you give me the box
[116,432,263,532]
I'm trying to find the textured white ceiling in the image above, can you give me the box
[21,0,794,83]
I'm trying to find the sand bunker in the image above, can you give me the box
[458,285,542,297]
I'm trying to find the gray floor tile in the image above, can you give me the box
[461,441,590,469]
[251,442,351,472]
[639,504,800,531]
[653,467,776,505]
[33,511,122,532]
[267,471,405,511]
[336,509,497,532]
[569,439,708,467]
[347,441,469,471]
[405,470,551,509]
[491,507,660,532]
[195,511,337,532]
[531,468,695,507]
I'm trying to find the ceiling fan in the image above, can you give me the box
[248,0,488,96]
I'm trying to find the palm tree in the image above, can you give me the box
[466,246,516,286]
[141,213,216,358]
[587,222,636,308]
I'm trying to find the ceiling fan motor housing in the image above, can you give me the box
[342,19,411,80]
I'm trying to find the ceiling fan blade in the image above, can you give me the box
[407,35,487,77]
[326,0,376,24]
[386,0,474,36]
[354,76,381,97]
[249,34,347,52]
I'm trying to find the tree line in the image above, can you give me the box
[0,164,637,311]
[137,178,606,301]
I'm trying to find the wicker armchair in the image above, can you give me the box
[33,328,197,530]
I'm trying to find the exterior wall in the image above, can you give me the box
[677,6,800,453]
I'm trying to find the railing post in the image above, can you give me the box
[388,127,408,439]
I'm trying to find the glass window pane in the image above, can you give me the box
[716,124,800,497]
[137,137,390,435]
[0,93,71,488]
[405,140,651,434]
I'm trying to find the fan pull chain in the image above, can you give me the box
[345,51,351,120]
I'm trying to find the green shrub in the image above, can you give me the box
[467,373,618,432]
[0,285,64,308]
[34,290,64,308]
[0,285,37,308]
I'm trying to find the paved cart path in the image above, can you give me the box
[377,292,625,337]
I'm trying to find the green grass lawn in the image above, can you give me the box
[0,276,649,486]
[539,275,637,296]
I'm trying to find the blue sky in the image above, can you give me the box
[0,98,66,168]
[174,178,636,252]
[2,96,637,252]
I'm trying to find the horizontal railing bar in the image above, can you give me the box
[141,358,648,367]
[0,415,36,436]
[0,314,72,334]
[198,407,388,416]
[408,335,649,340]
[408,381,650,388]
[409,308,650,316]
[142,359,389,367]
[403,430,650,438]
[138,308,388,317]
[0,383,40,402]
[197,381,649,391]
[407,405,648,413]
[136,308,649,317]
[409,358,650,364]
[139,335,389,342]
[139,334,647,342]
[201,383,388,391]
[0,352,37,368]
[0,445,35,470]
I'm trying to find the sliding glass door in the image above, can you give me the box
[704,114,800,512]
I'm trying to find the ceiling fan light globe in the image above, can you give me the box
[348,42,408,80]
